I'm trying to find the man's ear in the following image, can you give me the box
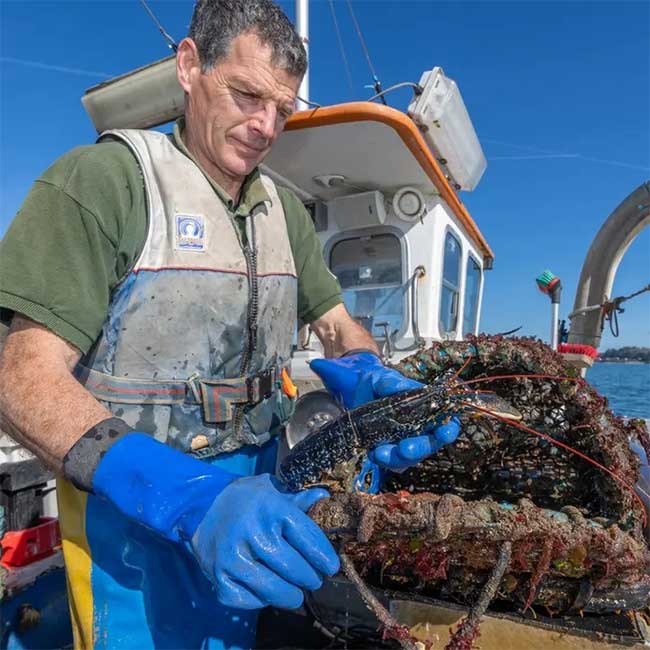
[176,37,201,94]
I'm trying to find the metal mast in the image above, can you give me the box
[296,0,309,111]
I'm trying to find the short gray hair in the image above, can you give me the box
[189,0,307,79]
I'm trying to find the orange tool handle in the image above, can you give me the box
[280,368,298,399]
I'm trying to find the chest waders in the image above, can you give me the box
[57,129,298,650]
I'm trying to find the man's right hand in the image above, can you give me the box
[190,474,339,609]
[85,429,339,610]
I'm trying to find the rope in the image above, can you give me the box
[327,0,356,99]
[345,0,387,105]
[603,283,650,311]
[569,282,650,318]
[601,283,649,337]
[445,542,512,650]
[340,553,421,650]
[607,308,620,337]
[568,282,650,337]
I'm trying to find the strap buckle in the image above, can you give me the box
[186,372,203,404]
[196,368,279,424]
[247,368,275,403]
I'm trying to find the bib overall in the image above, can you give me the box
[57,127,298,649]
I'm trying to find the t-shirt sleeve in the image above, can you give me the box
[278,187,343,324]
[0,143,146,353]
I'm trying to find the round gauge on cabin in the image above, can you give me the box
[393,186,426,222]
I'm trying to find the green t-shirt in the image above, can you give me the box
[0,128,342,353]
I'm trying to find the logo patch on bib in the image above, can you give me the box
[175,215,205,251]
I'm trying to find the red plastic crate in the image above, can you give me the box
[1,517,61,567]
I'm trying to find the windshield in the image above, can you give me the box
[330,233,405,338]
[440,231,461,335]
[463,256,482,335]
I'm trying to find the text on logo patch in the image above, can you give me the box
[175,214,206,251]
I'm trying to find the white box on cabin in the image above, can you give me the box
[328,190,387,230]
[408,67,487,192]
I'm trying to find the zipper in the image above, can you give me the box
[232,211,259,433]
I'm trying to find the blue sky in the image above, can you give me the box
[1,0,648,350]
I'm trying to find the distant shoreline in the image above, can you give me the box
[596,347,649,364]
[595,359,649,365]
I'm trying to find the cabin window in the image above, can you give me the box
[330,233,405,338]
[463,255,482,335]
[439,231,461,335]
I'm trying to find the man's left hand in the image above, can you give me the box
[310,351,460,473]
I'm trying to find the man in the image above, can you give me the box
[0,1,459,648]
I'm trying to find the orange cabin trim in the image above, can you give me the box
[286,102,495,266]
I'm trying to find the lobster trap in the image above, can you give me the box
[297,336,650,649]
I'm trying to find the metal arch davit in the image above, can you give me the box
[568,182,650,350]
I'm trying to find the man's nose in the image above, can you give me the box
[251,103,278,141]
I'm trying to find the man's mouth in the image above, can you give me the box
[231,138,267,155]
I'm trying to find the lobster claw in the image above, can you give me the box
[354,456,386,494]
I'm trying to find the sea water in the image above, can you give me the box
[586,362,650,419]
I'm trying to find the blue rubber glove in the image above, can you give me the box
[367,416,461,472]
[92,433,339,609]
[310,352,460,473]
[311,352,422,410]
[191,474,338,609]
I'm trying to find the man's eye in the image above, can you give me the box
[236,89,259,100]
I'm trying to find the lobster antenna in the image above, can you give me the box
[452,354,474,381]
[459,373,579,387]
[140,0,178,52]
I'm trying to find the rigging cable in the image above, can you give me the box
[344,0,387,105]
[569,282,650,338]
[367,81,423,103]
[327,0,356,99]
[296,96,322,109]
[140,0,178,52]
[141,0,321,109]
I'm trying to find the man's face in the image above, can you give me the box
[177,32,301,185]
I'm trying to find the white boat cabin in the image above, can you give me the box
[264,101,493,373]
